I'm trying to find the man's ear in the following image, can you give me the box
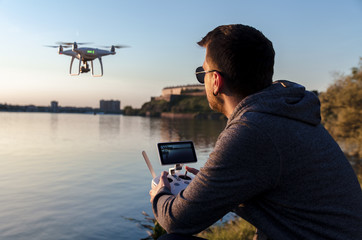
[213,71,224,96]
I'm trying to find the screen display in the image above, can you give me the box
[157,141,197,165]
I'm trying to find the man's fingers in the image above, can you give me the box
[160,171,168,178]
[160,171,169,183]
[160,171,171,190]
[185,166,199,175]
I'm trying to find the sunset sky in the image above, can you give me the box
[1,0,361,108]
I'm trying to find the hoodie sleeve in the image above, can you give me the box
[152,121,281,235]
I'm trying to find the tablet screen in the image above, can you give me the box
[157,141,197,165]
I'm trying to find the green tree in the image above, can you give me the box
[139,100,170,116]
[170,96,211,113]
[123,105,137,115]
[320,58,362,158]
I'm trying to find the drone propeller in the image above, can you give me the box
[99,45,130,49]
[44,45,71,48]
[55,42,93,46]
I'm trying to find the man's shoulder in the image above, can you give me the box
[226,112,269,133]
[218,116,273,151]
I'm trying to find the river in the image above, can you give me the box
[0,112,226,239]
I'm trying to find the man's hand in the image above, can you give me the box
[149,171,171,203]
[185,166,199,175]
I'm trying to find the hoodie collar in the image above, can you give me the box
[228,80,321,126]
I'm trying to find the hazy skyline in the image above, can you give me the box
[1,0,361,108]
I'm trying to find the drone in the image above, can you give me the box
[45,42,128,77]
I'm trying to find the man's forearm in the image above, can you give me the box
[152,189,214,235]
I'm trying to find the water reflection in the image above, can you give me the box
[50,113,58,130]
[98,115,120,140]
[49,113,58,141]
[160,118,227,148]
[148,117,162,138]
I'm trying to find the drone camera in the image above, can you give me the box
[80,66,90,73]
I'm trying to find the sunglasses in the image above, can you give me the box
[195,66,218,84]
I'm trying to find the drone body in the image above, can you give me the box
[47,42,127,77]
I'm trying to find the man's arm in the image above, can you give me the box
[151,123,280,235]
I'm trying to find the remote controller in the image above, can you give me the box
[142,150,194,195]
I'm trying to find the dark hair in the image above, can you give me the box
[198,24,275,97]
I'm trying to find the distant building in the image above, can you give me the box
[162,84,204,96]
[100,100,121,114]
[51,101,59,113]
[153,84,205,102]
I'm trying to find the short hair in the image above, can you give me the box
[198,24,275,97]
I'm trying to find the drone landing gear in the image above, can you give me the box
[91,58,103,77]
[69,57,103,77]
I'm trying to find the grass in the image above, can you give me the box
[197,217,256,240]
[129,212,256,240]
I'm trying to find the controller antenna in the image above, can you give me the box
[142,151,157,178]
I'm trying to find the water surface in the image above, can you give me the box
[0,113,226,239]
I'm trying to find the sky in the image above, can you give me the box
[0,0,361,108]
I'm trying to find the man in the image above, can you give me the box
[149,24,362,240]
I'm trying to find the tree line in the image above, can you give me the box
[320,58,362,158]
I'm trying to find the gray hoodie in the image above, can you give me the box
[152,80,362,239]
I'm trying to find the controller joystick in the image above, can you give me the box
[151,171,193,195]
[178,175,192,180]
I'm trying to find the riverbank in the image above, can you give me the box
[160,112,225,120]
[123,96,227,120]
